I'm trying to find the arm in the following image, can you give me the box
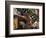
[15,14,27,20]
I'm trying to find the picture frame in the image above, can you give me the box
[5,1,45,37]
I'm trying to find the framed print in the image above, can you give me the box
[5,1,45,37]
